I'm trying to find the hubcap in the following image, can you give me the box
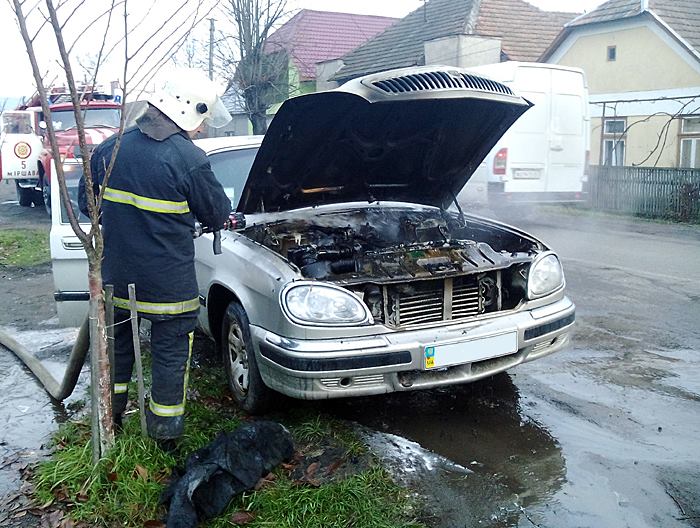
[226,321,249,396]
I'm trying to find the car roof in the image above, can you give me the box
[194,135,263,155]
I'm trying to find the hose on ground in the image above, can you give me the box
[0,317,90,401]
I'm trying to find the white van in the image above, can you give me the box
[460,62,590,206]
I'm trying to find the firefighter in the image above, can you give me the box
[79,69,232,445]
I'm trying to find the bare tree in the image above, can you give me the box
[9,0,214,462]
[218,0,290,134]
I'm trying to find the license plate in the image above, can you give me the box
[513,169,541,179]
[424,331,518,369]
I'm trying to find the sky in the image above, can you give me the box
[0,0,606,102]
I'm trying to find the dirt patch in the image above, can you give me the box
[0,264,56,329]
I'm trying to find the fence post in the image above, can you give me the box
[127,284,148,437]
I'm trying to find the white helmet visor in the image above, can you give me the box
[207,96,232,128]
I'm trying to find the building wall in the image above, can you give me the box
[548,17,700,167]
[552,21,700,94]
[424,35,502,69]
[590,114,681,167]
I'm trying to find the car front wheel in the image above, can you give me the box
[221,301,273,414]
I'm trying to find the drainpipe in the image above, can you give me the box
[641,0,649,11]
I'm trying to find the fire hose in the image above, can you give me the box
[0,316,90,401]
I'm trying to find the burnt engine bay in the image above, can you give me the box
[242,207,544,328]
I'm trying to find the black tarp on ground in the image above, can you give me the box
[162,420,294,528]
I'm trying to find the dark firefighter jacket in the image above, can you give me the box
[79,105,231,315]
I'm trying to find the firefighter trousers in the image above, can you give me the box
[112,308,198,440]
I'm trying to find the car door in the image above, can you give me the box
[193,145,259,332]
[49,161,90,327]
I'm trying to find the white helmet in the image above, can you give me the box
[148,69,231,131]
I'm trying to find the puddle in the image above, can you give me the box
[326,373,566,526]
[0,325,88,497]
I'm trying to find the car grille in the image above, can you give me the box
[371,71,514,96]
[385,275,486,328]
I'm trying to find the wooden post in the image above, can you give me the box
[128,284,147,436]
[104,286,115,401]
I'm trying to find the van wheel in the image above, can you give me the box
[221,302,273,414]
[15,183,33,207]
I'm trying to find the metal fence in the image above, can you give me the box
[588,166,700,222]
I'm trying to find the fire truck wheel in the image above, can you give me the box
[43,184,52,215]
[32,189,44,207]
[15,183,33,207]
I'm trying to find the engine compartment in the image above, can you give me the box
[240,206,540,284]
[239,206,543,328]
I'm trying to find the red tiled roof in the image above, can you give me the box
[477,0,575,62]
[266,9,398,81]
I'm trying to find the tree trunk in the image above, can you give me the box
[251,112,268,135]
[88,263,114,460]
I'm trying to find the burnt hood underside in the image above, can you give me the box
[238,89,530,214]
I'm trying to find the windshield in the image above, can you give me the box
[1,112,34,134]
[208,147,259,209]
[51,108,120,131]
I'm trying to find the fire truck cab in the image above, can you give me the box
[0,87,121,210]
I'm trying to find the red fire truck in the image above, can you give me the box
[0,87,121,211]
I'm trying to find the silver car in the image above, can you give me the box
[52,66,575,414]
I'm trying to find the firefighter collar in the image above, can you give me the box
[136,104,188,142]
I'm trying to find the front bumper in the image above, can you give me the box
[253,297,575,400]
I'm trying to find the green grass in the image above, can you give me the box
[33,355,423,527]
[210,467,422,528]
[0,228,50,267]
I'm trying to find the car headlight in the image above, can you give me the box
[282,283,373,326]
[528,252,564,299]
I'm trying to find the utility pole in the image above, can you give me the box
[208,18,215,81]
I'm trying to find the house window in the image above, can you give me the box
[680,117,700,168]
[604,119,625,135]
[604,140,625,166]
[603,118,626,166]
[607,46,617,61]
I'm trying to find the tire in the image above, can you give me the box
[42,180,51,216]
[32,188,44,207]
[15,182,33,207]
[220,302,273,414]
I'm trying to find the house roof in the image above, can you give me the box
[551,0,700,57]
[332,0,575,82]
[476,0,574,61]
[265,9,397,81]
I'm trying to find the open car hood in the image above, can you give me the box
[238,66,531,214]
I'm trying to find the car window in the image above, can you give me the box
[60,168,89,224]
[207,147,258,209]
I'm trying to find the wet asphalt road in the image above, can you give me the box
[1,180,699,527]
[327,209,700,527]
